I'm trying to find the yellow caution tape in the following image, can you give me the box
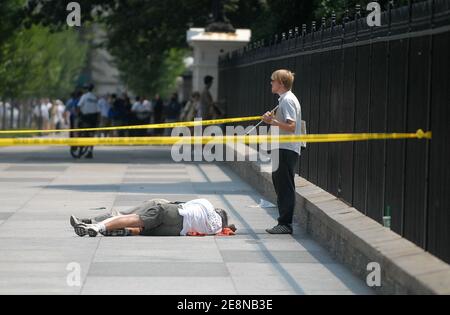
[0,116,262,135]
[0,130,432,147]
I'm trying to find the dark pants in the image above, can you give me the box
[133,116,150,136]
[79,113,99,154]
[272,149,299,226]
[92,199,184,236]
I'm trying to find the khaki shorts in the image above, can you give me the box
[125,199,184,236]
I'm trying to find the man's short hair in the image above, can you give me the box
[214,208,228,229]
[84,83,95,92]
[271,69,295,90]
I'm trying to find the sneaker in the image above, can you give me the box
[74,224,88,237]
[266,225,293,235]
[70,215,92,227]
[87,225,100,237]
[70,215,82,228]
[101,229,131,237]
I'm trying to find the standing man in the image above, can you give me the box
[262,70,302,235]
[131,96,151,136]
[77,83,99,159]
[65,90,82,138]
[152,94,164,135]
[164,93,182,136]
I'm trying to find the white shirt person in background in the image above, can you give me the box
[76,84,100,158]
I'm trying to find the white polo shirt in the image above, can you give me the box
[78,92,99,115]
[272,90,302,155]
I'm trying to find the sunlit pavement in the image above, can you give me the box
[0,145,374,295]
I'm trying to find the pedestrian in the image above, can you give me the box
[262,69,302,235]
[77,83,99,159]
[65,91,82,138]
[131,96,151,136]
[109,94,126,137]
[180,92,201,122]
[53,100,67,130]
[97,94,111,137]
[164,93,182,135]
[152,94,164,135]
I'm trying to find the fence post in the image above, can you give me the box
[294,26,299,50]
[302,24,307,51]
[423,0,436,250]
[311,20,316,44]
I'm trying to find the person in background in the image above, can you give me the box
[164,93,182,136]
[131,96,152,136]
[97,94,111,137]
[65,90,82,137]
[122,93,133,137]
[180,92,201,122]
[152,94,164,135]
[52,100,67,130]
[143,97,154,124]
[34,98,50,130]
[45,99,54,130]
[77,83,99,159]
[109,94,126,137]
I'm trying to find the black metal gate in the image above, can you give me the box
[219,0,450,263]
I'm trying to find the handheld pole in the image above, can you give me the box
[245,105,279,135]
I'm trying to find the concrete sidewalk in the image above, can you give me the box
[0,146,374,295]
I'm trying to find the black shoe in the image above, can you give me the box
[70,215,91,228]
[85,152,93,159]
[266,225,293,235]
[70,215,81,228]
[74,224,100,237]
[74,224,88,237]
[87,225,100,237]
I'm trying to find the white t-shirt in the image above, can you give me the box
[271,90,302,155]
[97,97,111,118]
[78,92,99,115]
[53,104,66,125]
[178,199,222,236]
[35,103,49,121]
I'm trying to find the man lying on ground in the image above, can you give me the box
[70,198,236,237]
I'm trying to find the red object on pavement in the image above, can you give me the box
[187,227,236,237]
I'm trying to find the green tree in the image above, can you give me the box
[0,25,88,99]
[0,0,24,47]
[22,0,411,98]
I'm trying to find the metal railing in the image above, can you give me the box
[219,0,450,263]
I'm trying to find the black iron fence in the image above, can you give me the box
[219,0,450,263]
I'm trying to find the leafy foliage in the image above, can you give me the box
[2,0,411,99]
[0,25,88,99]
